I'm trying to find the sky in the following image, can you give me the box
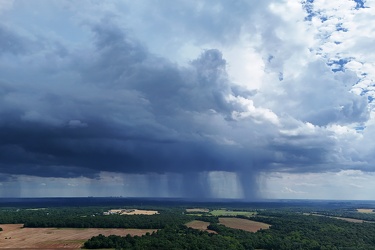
[0,0,375,200]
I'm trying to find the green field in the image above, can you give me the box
[210,209,256,217]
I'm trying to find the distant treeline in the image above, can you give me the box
[316,210,375,222]
[0,207,192,229]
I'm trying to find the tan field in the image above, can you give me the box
[0,224,156,249]
[185,220,217,234]
[107,209,159,215]
[357,209,375,213]
[219,218,270,232]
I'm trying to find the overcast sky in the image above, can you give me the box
[1,0,375,200]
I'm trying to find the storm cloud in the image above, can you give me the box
[0,0,374,199]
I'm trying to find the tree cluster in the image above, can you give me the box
[84,225,244,250]
[0,207,191,229]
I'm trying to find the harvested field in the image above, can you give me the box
[107,209,159,215]
[185,220,216,234]
[357,209,375,213]
[0,224,156,249]
[186,208,209,213]
[219,218,270,232]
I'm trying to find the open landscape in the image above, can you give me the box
[0,198,375,249]
[0,224,155,249]
[3,1,375,249]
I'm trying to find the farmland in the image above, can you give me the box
[185,220,217,234]
[1,198,375,249]
[218,217,270,232]
[0,224,155,249]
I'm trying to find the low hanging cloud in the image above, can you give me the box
[0,0,374,198]
[0,20,256,176]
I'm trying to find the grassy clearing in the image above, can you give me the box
[210,209,256,217]
[219,218,270,232]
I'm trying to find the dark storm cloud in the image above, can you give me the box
[0,2,372,195]
[85,21,234,115]
[0,20,261,178]
[269,134,337,173]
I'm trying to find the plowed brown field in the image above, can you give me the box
[185,220,217,234]
[0,224,156,249]
[219,218,270,232]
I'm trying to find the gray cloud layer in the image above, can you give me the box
[0,0,374,198]
[0,19,251,177]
